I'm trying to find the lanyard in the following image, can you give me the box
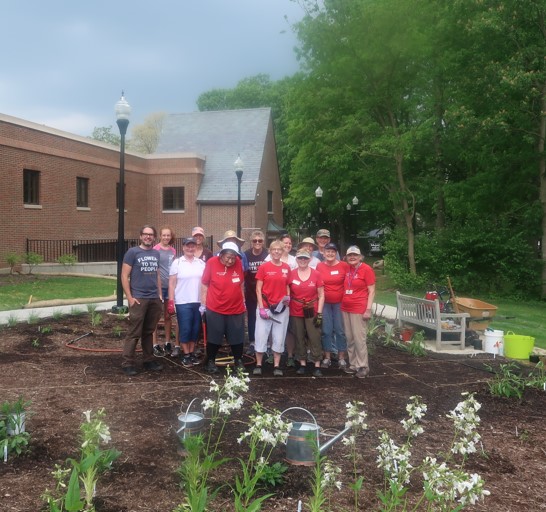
[346,263,361,290]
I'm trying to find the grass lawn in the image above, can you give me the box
[374,272,546,350]
[0,274,116,311]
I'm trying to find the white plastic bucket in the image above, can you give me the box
[484,329,504,356]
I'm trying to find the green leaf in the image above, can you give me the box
[64,468,84,512]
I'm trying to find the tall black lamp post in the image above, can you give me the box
[315,186,323,226]
[112,92,131,314]
[234,155,244,238]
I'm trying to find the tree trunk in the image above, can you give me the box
[538,80,546,299]
[395,152,417,274]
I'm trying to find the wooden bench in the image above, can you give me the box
[396,292,470,350]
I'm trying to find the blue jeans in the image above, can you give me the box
[321,302,347,353]
[176,303,201,343]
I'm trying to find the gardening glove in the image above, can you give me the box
[313,313,323,329]
[259,308,270,320]
[199,305,206,315]
[281,295,291,306]
[167,300,176,316]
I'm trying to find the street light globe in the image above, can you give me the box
[352,196,359,206]
[315,186,323,199]
[114,92,131,121]
[234,155,244,171]
[346,203,351,211]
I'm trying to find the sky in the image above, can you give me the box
[1,0,304,137]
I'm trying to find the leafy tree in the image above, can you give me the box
[129,112,166,154]
[90,126,120,146]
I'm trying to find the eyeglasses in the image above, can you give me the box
[141,232,155,237]
[252,239,264,243]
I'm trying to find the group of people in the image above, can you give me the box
[120,225,375,380]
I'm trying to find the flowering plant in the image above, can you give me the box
[233,403,291,510]
[376,393,489,511]
[176,368,249,512]
[42,408,120,512]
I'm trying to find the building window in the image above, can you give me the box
[267,190,273,213]
[76,177,89,207]
[163,187,185,211]
[23,169,40,205]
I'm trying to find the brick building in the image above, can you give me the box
[0,108,284,268]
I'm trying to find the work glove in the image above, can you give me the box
[259,308,270,320]
[199,305,206,315]
[167,300,176,316]
[313,313,323,329]
[281,295,291,306]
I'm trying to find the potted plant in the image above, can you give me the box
[1,397,31,460]
[1,396,30,435]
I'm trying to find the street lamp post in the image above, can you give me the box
[234,155,244,238]
[112,92,131,314]
[315,186,323,226]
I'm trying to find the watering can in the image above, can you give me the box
[177,398,205,440]
[281,407,351,466]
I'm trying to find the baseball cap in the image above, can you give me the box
[316,229,331,238]
[324,242,338,251]
[192,226,205,237]
[182,237,197,245]
[346,245,362,256]
[295,249,311,259]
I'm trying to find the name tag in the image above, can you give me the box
[232,277,241,283]
[331,270,339,275]
[292,279,301,285]
[345,289,353,295]
[282,268,288,273]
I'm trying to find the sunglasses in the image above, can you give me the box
[252,239,264,243]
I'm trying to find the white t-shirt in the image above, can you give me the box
[169,256,206,304]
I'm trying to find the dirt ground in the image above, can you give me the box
[0,311,545,511]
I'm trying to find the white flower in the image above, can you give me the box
[83,410,92,422]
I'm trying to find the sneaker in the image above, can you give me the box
[286,357,296,368]
[245,344,256,356]
[143,360,163,371]
[189,354,200,366]
[153,344,164,356]
[252,366,263,376]
[338,359,348,369]
[344,366,357,374]
[181,355,193,367]
[296,366,306,375]
[171,346,181,357]
[313,368,323,377]
[320,358,331,368]
[122,366,137,376]
[205,360,219,374]
[356,367,370,379]
[165,342,172,354]
[273,367,283,377]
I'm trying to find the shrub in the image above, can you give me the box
[6,253,22,274]
[25,252,44,274]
